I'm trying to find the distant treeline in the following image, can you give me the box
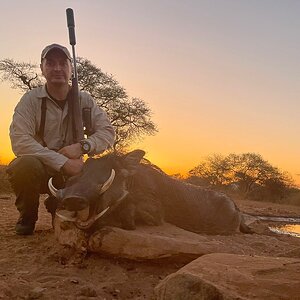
[1,152,299,207]
[173,152,300,206]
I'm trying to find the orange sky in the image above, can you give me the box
[1,1,300,186]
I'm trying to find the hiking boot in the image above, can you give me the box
[15,218,35,235]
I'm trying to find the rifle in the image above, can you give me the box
[66,8,84,143]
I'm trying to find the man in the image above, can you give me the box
[7,43,115,235]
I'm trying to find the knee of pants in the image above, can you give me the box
[7,156,47,189]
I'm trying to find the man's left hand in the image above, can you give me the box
[58,143,82,159]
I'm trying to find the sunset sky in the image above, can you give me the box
[1,1,300,185]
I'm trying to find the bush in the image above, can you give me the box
[0,165,12,193]
[282,188,300,206]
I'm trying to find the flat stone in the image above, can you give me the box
[54,216,300,261]
[155,253,300,300]
[88,224,222,261]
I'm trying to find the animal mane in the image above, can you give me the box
[140,158,166,175]
[95,151,167,175]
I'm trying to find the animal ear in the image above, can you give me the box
[121,149,145,176]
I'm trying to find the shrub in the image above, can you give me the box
[0,165,12,193]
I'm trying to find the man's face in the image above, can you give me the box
[40,49,72,85]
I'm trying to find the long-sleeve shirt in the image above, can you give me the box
[9,85,115,172]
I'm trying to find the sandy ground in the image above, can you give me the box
[0,193,299,300]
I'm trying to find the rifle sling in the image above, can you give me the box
[38,96,92,148]
[38,97,47,147]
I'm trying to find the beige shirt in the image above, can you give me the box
[9,85,115,172]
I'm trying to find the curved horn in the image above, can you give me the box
[99,169,115,194]
[74,190,129,230]
[74,207,110,230]
[48,177,58,197]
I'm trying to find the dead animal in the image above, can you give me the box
[49,150,252,235]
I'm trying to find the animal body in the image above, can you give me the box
[50,150,252,235]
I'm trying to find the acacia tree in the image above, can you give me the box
[188,154,231,187]
[0,58,43,91]
[188,152,293,198]
[0,57,157,150]
[226,153,277,194]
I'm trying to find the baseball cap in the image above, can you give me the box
[41,43,72,61]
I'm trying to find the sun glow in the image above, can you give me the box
[1,2,300,189]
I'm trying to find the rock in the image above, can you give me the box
[53,215,88,252]
[155,253,300,300]
[70,279,79,284]
[55,218,300,261]
[88,223,222,261]
[55,220,224,261]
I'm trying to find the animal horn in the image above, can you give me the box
[74,207,110,230]
[99,169,115,194]
[74,190,129,230]
[48,177,58,197]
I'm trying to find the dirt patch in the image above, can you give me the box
[0,194,299,299]
[235,198,300,217]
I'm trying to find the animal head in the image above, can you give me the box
[48,150,145,228]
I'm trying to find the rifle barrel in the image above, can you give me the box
[66,8,76,45]
[66,8,78,80]
[66,8,84,142]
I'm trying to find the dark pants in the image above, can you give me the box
[6,156,64,223]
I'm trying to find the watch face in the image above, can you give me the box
[81,141,91,153]
[83,143,89,151]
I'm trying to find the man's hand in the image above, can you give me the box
[62,158,84,176]
[58,143,82,159]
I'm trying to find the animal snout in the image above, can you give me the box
[62,196,89,211]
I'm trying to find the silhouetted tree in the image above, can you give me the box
[188,154,231,187]
[0,57,157,150]
[226,153,276,195]
[188,152,294,198]
[0,58,43,91]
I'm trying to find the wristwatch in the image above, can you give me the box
[80,140,91,154]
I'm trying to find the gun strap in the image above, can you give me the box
[38,97,47,147]
[38,95,92,146]
[66,87,77,142]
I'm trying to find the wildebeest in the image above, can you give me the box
[49,150,252,235]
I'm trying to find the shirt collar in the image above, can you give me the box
[36,85,49,99]
[36,84,71,100]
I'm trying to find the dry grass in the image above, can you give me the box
[283,188,300,206]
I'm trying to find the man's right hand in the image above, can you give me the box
[58,143,82,159]
[61,158,84,176]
